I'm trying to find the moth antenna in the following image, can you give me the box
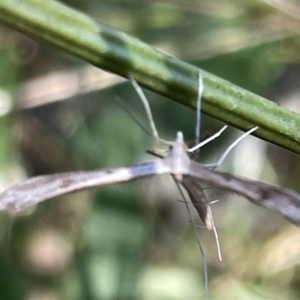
[205,126,258,169]
[173,178,209,294]
[188,125,228,153]
[195,71,204,146]
[129,74,172,146]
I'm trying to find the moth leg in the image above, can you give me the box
[195,70,203,146]
[129,74,172,147]
[173,178,209,294]
[188,125,228,153]
[204,126,258,169]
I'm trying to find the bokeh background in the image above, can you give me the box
[0,0,300,299]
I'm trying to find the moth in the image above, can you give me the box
[2,72,299,294]
[0,131,299,228]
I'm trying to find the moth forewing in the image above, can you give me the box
[187,160,300,227]
[0,158,174,213]
[0,131,191,213]
[181,175,214,230]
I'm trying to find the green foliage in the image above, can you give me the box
[1,0,300,152]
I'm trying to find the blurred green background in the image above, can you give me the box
[0,0,300,299]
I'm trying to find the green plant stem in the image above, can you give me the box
[0,0,300,153]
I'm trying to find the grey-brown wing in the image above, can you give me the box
[0,131,189,213]
[188,161,300,227]
[181,175,214,230]
[0,160,170,213]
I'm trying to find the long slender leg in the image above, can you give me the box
[129,74,172,146]
[204,126,258,169]
[188,125,228,153]
[174,179,209,294]
[195,71,204,146]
